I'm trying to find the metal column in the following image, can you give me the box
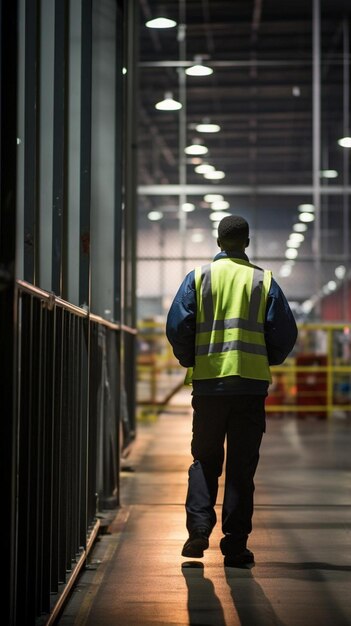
[79,0,93,554]
[23,0,40,284]
[114,0,124,324]
[123,0,138,433]
[178,1,187,278]
[312,0,322,314]
[0,2,18,622]
[79,0,93,309]
[52,0,68,297]
[342,16,350,319]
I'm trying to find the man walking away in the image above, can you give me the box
[166,215,298,567]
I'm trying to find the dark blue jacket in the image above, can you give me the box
[166,251,298,396]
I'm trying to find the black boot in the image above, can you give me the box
[181,528,210,558]
[224,548,255,567]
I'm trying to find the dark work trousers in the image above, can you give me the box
[185,394,266,555]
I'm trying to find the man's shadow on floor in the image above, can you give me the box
[224,565,287,626]
[181,562,226,626]
[182,561,286,626]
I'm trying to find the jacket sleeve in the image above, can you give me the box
[166,271,196,368]
[265,278,298,365]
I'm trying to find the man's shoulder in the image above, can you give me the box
[183,269,195,286]
[174,270,196,301]
[269,276,285,296]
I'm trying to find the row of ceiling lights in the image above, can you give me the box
[279,204,315,278]
[280,203,347,316]
[147,12,351,150]
[155,95,226,179]
[145,11,351,283]
[147,192,230,230]
[147,11,227,185]
[300,263,347,315]
[154,96,351,156]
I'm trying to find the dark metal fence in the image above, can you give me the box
[13,280,136,625]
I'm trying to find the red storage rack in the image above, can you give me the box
[296,353,327,419]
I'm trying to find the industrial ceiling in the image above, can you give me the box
[136,0,351,313]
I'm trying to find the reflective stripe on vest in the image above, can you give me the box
[188,258,272,383]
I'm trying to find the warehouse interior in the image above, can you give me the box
[1,1,350,625]
[137,0,351,323]
[136,0,351,420]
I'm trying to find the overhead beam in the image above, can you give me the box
[138,185,351,195]
[139,59,314,68]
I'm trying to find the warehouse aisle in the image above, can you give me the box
[57,389,351,626]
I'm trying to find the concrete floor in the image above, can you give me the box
[57,389,351,626]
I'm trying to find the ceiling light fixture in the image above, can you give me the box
[204,170,225,179]
[185,56,213,76]
[194,163,215,174]
[301,300,314,314]
[285,248,298,259]
[279,265,292,277]
[184,138,208,155]
[182,203,195,212]
[204,194,224,203]
[211,200,230,210]
[292,86,301,97]
[299,212,315,223]
[195,118,221,133]
[155,91,182,111]
[293,223,307,232]
[209,211,230,221]
[337,136,351,148]
[191,233,204,243]
[147,211,163,221]
[298,203,315,212]
[335,265,346,279]
[146,17,177,29]
[196,123,221,132]
[289,233,304,242]
[320,169,338,178]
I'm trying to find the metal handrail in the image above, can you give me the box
[14,281,137,624]
[17,280,138,335]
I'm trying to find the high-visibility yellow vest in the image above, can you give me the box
[185,257,272,384]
